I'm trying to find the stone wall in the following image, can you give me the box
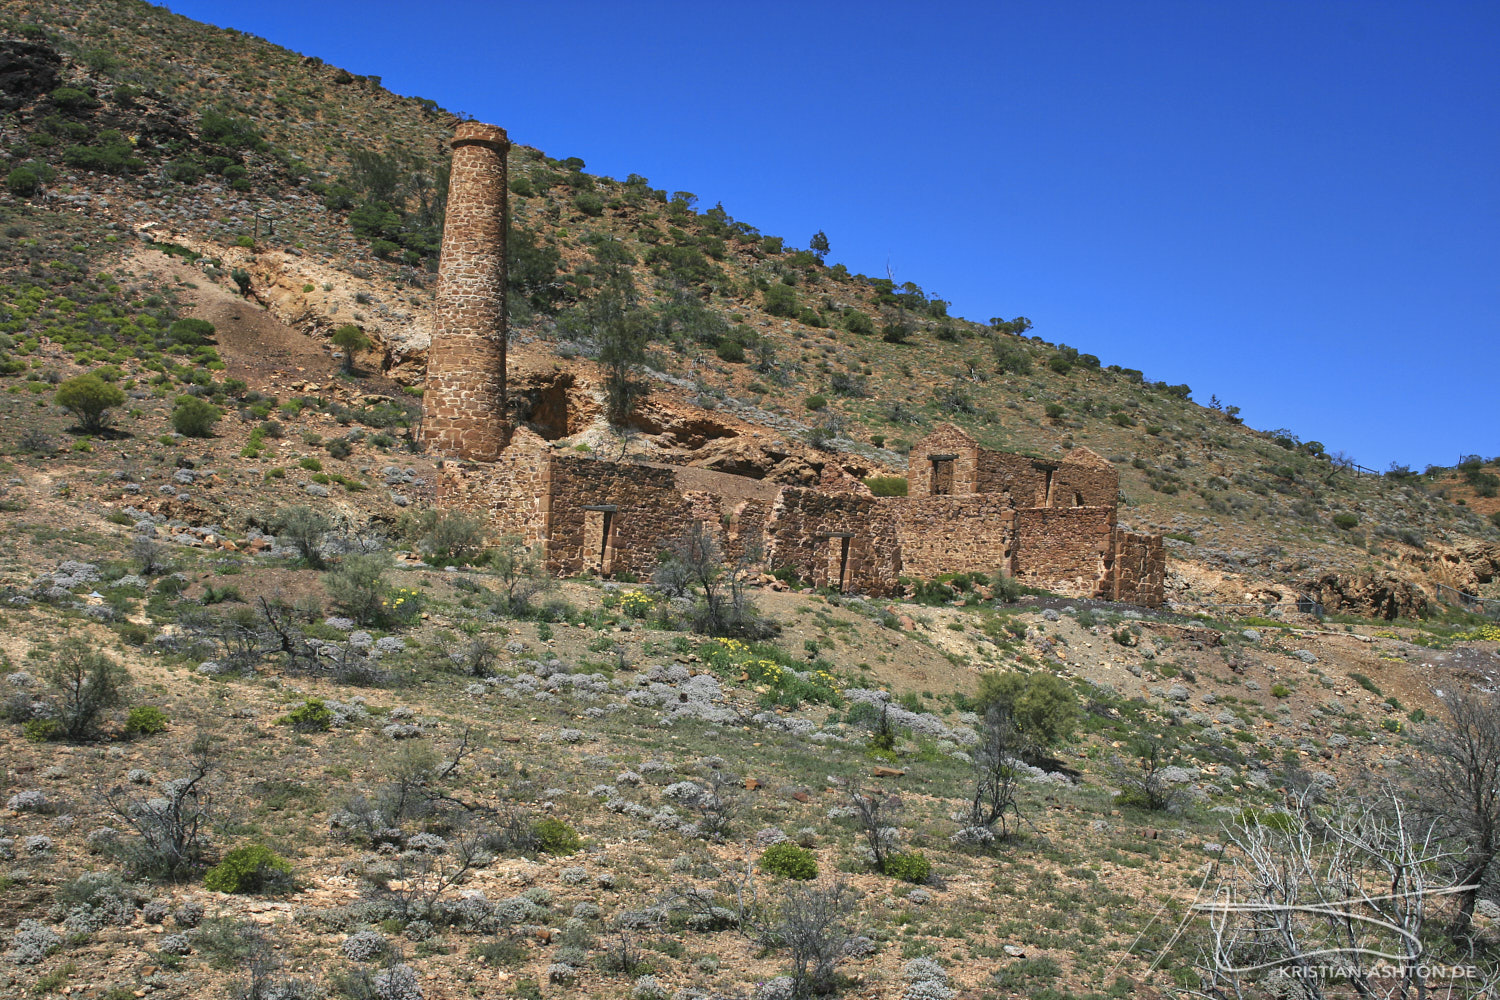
[1012,506,1115,594]
[422,122,511,462]
[1052,447,1119,508]
[1100,529,1166,607]
[765,488,902,595]
[891,496,1017,579]
[907,423,980,497]
[433,426,551,548]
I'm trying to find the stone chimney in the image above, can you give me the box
[422,121,510,461]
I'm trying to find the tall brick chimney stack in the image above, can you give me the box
[422,121,510,461]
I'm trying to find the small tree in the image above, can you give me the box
[171,396,221,438]
[808,230,829,262]
[331,324,370,374]
[39,640,128,741]
[272,505,332,568]
[974,671,1080,760]
[658,521,768,638]
[489,535,555,616]
[230,267,251,296]
[324,553,393,626]
[55,374,125,434]
[1111,735,1186,812]
[958,706,1027,843]
[848,788,903,873]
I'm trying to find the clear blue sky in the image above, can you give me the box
[162,0,1499,471]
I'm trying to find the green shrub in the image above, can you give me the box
[171,396,221,437]
[1490,511,1500,529]
[1270,683,1291,698]
[574,191,605,216]
[1045,403,1065,419]
[844,310,874,335]
[6,165,41,197]
[532,818,581,856]
[715,339,745,363]
[1349,673,1382,696]
[759,843,817,880]
[1332,513,1359,530]
[23,718,62,742]
[324,553,393,625]
[992,340,1032,375]
[278,698,332,732]
[56,374,126,433]
[168,318,216,346]
[882,851,931,883]
[974,671,1079,751]
[864,476,908,497]
[764,283,798,317]
[203,844,294,894]
[124,705,169,735]
[805,394,827,412]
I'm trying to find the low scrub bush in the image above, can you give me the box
[533,818,582,856]
[278,697,333,732]
[881,851,931,883]
[204,844,295,894]
[124,705,169,735]
[760,843,818,880]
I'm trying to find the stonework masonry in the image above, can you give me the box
[422,122,511,462]
[424,124,1165,607]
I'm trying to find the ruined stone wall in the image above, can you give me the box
[907,424,980,497]
[1100,529,1166,607]
[543,458,781,579]
[891,497,1017,579]
[765,488,902,595]
[545,457,686,579]
[974,450,1053,507]
[1052,450,1119,508]
[422,122,510,462]
[1012,506,1115,594]
[433,426,551,548]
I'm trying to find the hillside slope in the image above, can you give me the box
[3,0,1499,616]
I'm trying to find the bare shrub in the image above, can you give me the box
[658,521,772,639]
[489,534,556,617]
[102,733,217,880]
[1194,789,1488,999]
[761,880,860,998]
[1418,688,1500,937]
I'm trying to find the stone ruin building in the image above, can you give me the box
[423,122,1166,606]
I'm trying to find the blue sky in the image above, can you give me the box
[162,0,1498,471]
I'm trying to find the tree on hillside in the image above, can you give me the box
[331,324,371,374]
[808,230,829,262]
[592,279,651,424]
[55,373,125,433]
